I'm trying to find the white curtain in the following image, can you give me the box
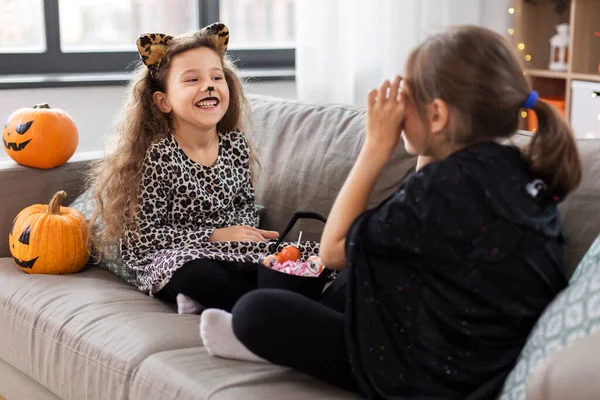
[296,0,512,106]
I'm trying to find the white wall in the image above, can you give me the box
[0,80,296,161]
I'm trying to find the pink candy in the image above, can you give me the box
[262,255,324,277]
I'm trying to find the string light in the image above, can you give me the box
[507,7,530,63]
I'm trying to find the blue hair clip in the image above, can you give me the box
[523,90,539,109]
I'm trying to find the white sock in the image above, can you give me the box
[199,308,268,363]
[176,293,205,315]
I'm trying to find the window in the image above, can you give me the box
[58,0,198,52]
[0,0,295,77]
[220,0,295,48]
[0,0,46,53]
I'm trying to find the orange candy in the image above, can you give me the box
[278,245,301,263]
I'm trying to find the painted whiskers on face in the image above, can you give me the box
[196,86,219,109]
[156,47,231,134]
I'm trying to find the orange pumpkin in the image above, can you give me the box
[9,191,90,274]
[2,103,78,169]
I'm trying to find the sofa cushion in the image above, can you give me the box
[0,357,61,400]
[130,347,358,400]
[498,234,600,399]
[556,139,600,276]
[0,260,202,400]
[526,330,600,400]
[248,95,417,242]
[68,187,138,286]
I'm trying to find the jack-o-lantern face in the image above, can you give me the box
[9,219,39,269]
[9,191,90,275]
[3,120,34,152]
[2,103,78,169]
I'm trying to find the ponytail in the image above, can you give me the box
[526,100,582,198]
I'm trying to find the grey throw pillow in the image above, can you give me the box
[68,189,138,286]
[498,234,600,399]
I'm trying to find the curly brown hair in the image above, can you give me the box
[404,25,581,198]
[88,30,256,253]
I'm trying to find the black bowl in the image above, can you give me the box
[257,263,329,301]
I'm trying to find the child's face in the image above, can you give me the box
[162,47,230,132]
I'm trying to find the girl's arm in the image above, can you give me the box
[214,133,279,241]
[320,76,406,269]
[231,135,260,228]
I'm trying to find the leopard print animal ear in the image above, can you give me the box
[201,22,229,54]
[136,33,174,78]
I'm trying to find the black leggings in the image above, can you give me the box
[232,288,360,394]
[156,259,258,312]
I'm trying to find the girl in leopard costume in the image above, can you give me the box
[89,23,319,313]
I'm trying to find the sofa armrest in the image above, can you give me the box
[527,331,600,400]
[0,152,101,258]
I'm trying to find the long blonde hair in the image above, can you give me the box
[404,25,581,198]
[88,30,256,252]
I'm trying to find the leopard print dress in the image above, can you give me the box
[120,131,319,295]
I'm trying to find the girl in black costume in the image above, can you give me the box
[200,25,582,400]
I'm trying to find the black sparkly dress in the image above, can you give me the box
[345,141,567,399]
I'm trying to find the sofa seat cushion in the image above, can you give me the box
[130,347,358,400]
[0,260,202,400]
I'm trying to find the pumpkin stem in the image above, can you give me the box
[33,103,51,109]
[47,191,67,214]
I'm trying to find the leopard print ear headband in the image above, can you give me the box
[136,22,230,79]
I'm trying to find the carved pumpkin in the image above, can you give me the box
[2,103,78,169]
[9,191,90,274]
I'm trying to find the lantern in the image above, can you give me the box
[549,23,569,71]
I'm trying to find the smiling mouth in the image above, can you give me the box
[195,97,220,109]
[3,138,32,151]
[13,256,39,269]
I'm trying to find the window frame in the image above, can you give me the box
[0,0,295,76]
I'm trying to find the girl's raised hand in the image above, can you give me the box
[365,75,405,157]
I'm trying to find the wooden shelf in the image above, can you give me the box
[525,69,568,79]
[570,72,600,83]
[514,0,600,121]
[525,69,600,82]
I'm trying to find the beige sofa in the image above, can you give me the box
[1,95,599,400]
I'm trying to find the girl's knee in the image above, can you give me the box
[232,289,288,345]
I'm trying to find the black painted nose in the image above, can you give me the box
[207,86,215,92]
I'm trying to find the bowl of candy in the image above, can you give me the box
[258,245,329,301]
[258,211,330,300]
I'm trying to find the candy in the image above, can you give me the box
[263,254,279,268]
[262,253,325,277]
[278,245,301,263]
[306,256,324,276]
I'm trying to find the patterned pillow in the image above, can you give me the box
[69,188,268,287]
[68,189,138,286]
[498,234,600,399]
